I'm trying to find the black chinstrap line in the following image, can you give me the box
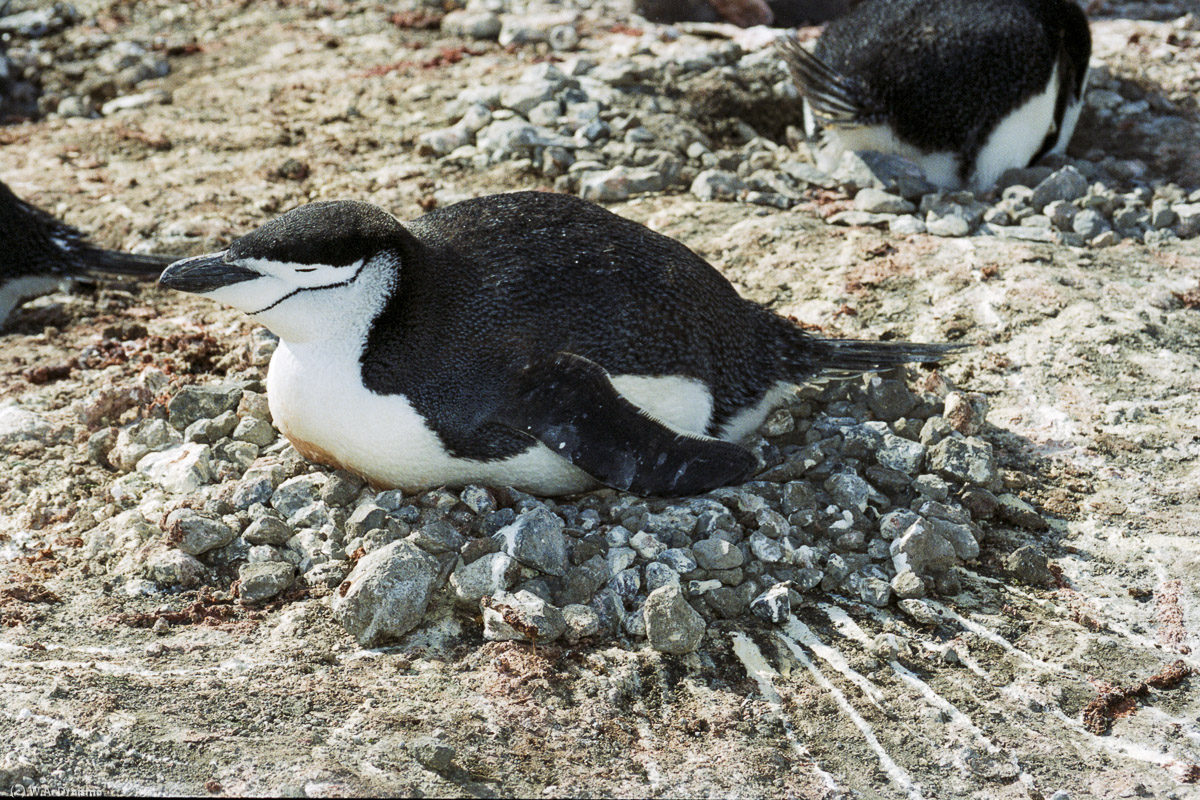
[247,261,367,316]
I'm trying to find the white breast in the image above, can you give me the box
[264,338,785,496]
[970,62,1064,191]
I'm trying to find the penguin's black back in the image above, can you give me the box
[814,0,1090,156]
[362,192,788,457]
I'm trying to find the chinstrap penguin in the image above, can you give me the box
[0,179,174,327]
[778,0,1091,191]
[159,191,957,498]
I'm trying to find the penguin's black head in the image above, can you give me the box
[159,200,407,342]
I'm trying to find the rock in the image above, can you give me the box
[562,603,603,643]
[929,519,980,561]
[750,584,791,623]
[87,427,119,468]
[996,494,1049,531]
[110,418,182,471]
[167,384,244,430]
[608,567,641,601]
[922,192,986,236]
[866,378,916,421]
[320,471,364,507]
[928,436,998,487]
[167,509,235,555]
[643,561,681,593]
[658,548,697,573]
[410,737,456,772]
[858,577,892,607]
[331,541,439,646]
[643,584,705,654]
[148,548,208,587]
[825,473,870,512]
[692,537,744,570]
[0,405,52,446]
[579,166,670,202]
[476,119,574,154]
[137,443,213,493]
[828,210,896,228]
[450,552,519,606]
[629,531,667,560]
[1030,166,1088,211]
[889,214,927,235]
[482,590,567,643]
[1006,544,1054,587]
[440,9,501,40]
[943,392,989,436]
[898,598,944,626]
[1175,203,1200,238]
[854,188,915,214]
[345,503,388,539]
[913,474,950,501]
[232,417,276,447]
[408,521,465,554]
[1072,208,1110,239]
[271,474,327,520]
[1045,200,1078,231]
[691,170,744,201]
[879,509,921,540]
[890,519,959,577]
[890,569,926,599]
[747,532,783,563]
[876,434,926,475]
[495,507,569,577]
[238,562,294,602]
[853,151,937,198]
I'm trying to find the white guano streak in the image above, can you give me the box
[777,618,925,800]
[729,632,843,794]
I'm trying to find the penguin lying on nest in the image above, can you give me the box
[160,191,957,498]
[778,0,1091,191]
[0,179,174,327]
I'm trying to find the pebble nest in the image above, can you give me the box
[6,337,1044,653]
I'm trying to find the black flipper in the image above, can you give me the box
[776,35,872,126]
[77,247,174,280]
[495,353,759,498]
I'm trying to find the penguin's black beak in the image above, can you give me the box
[159,252,261,294]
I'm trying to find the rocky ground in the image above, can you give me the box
[1,0,1199,797]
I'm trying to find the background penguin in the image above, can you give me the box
[0,179,174,327]
[778,0,1091,191]
[159,191,956,498]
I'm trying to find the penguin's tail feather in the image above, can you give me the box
[784,332,965,384]
[76,248,174,280]
[776,35,870,126]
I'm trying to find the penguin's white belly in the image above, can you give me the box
[266,341,730,496]
[970,62,1064,191]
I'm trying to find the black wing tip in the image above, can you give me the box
[776,34,867,125]
[808,338,966,372]
[78,248,175,279]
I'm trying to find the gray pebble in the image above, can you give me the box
[691,169,744,201]
[644,584,705,654]
[238,561,294,602]
[450,552,519,606]
[168,508,236,555]
[331,541,439,646]
[692,537,744,570]
[483,590,566,643]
